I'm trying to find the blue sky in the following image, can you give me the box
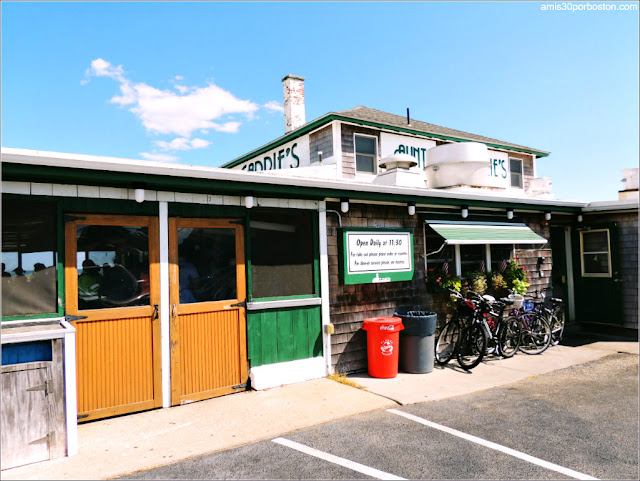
[2,1,638,202]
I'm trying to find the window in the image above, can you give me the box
[425,224,519,277]
[354,134,377,174]
[176,227,237,303]
[490,245,513,273]
[460,245,486,273]
[2,199,58,317]
[249,211,316,299]
[510,158,523,188]
[580,230,611,277]
[424,224,455,274]
[76,224,151,309]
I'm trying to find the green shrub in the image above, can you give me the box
[503,260,529,294]
[490,272,507,291]
[464,271,488,294]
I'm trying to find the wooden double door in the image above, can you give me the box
[168,218,248,406]
[65,215,247,421]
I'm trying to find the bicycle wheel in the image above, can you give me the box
[519,313,551,355]
[457,323,486,370]
[497,316,521,358]
[435,321,459,366]
[549,308,565,345]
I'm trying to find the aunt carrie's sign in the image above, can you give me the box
[342,228,414,285]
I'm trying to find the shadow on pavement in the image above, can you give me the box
[561,322,639,347]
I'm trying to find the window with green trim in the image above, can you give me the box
[2,199,59,317]
[249,211,315,299]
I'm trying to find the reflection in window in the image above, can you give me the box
[2,199,58,316]
[424,224,455,274]
[250,212,315,299]
[76,225,150,309]
[581,230,611,276]
[491,245,513,273]
[177,228,237,304]
[510,158,523,188]
[460,245,485,273]
[355,135,377,174]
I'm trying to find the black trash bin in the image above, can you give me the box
[394,307,438,373]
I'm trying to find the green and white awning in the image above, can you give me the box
[426,221,547,245]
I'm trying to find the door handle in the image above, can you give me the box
[152,304,159,320]
[171,303,177,317]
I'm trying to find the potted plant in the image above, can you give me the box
[488,272,509,298]
[463,271,488,295]
[502,259,530,295]
[425,268,461,294]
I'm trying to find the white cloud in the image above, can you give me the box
[264,100,284,112]
[153,137,211,151]
[83,58,259,143]
[210,121,241,133]
[139,152,180,162]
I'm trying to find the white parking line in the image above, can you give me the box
[388,409,599,481]
[272,437,406,480]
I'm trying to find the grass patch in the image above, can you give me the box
[327,372,365,389]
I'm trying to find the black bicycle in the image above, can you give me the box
[466,291,521,358]
[435,290,487,371]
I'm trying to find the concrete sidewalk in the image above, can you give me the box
[2,338,637,480]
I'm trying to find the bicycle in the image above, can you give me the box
[466,291,521,358]
[435,289,486,371]
[516,294,552,355]
[435,289,474,367]
[539,287,565,346]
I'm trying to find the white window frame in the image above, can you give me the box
[580,229,612,278]
[438,244,514,277]
[509,157,523,189]
[353,133,378,175]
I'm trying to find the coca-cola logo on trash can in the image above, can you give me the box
[379,325,395,331]
[380,339,394,356]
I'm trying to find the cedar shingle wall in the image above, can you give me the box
[310,125,333,164]
[508,152,536,193]
[327,202,428,373]
[340,125,381,179]
[514,214,552,295]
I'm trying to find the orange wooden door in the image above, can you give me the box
[65,215,162,422]
[169,218,248,406]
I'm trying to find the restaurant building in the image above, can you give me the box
[1,75,637,467]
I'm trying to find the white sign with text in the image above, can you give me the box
[346,231,413,275]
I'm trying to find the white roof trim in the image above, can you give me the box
[1,147,587,209]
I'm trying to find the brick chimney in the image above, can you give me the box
[282,74,305,133]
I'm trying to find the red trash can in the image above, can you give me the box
[362,317,404,378]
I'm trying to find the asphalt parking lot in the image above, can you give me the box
[121,352,638,480]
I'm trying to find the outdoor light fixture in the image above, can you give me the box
[577,214,583,223]
[340,198,349,213]
[506,209,514,220]
[244,195,255,209]
[461,206,469,219]
[407,202,416,216]
[545,211,552,221]
[134,188,145,203]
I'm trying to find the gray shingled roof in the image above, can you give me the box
[336,106,548,155]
